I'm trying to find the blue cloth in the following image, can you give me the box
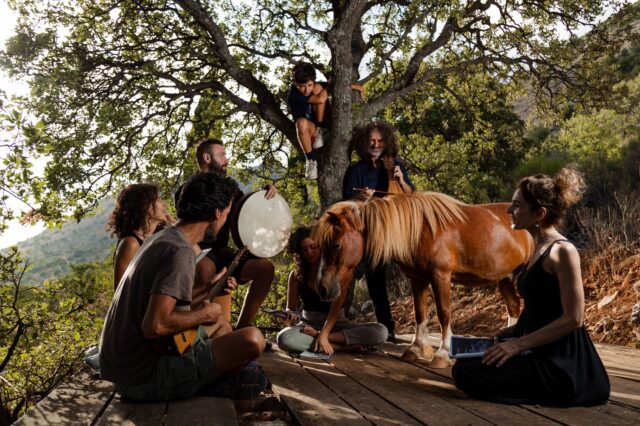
[343,160,414,200]
[287,85,313,121]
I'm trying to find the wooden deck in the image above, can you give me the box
[259,334,640,425]
[14,334,640,425]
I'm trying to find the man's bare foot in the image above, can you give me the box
[302,325,319,337]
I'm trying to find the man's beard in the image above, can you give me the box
[205,162,227,177]
[369,148,383,159]
[203,223,217,242]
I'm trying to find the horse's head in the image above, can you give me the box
[312,201,365,301]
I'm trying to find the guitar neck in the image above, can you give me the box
[205,246,249,301]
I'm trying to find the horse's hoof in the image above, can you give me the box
[429,355,452,369]
[401,345,433,362]
[401,348,419,361]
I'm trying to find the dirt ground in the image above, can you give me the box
[382,251,640,348]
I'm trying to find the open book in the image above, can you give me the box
[299,350,332,360]
[449,336,495,359]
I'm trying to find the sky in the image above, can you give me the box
[0,0,44,249]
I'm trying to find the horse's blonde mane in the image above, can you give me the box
[313,201,364,251]
[365,192,466,266]
[314,193,466,267]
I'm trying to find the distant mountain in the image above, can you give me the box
[8,171,262,286]
[11,199,115,285]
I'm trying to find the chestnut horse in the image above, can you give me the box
[313,192,533,368]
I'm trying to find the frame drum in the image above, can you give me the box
[230,190,293,258]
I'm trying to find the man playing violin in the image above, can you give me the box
[343,121,415,341]
[100,172,268,401]
[178,138,276,329]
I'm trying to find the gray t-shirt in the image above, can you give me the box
[99,226,195,386]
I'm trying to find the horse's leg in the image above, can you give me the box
[429,270,453,369]
[401,279,434,362]
[498,278,520,327]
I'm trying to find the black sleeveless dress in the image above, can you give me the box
[452,240,610,406]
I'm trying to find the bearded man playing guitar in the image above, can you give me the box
[99,172,268,401]
[343,121,415,342]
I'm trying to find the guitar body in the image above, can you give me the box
[173,328,198,354]
[152,247,249,356]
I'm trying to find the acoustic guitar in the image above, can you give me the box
[154,246,249,355]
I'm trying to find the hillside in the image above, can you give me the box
[11,199,115,285]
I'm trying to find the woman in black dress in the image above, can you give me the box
[453,168,610,406]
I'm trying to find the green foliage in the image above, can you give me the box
[5,199,115,286]
[382,71,527,203]
[0,248,112,424]
[0,0,628,217]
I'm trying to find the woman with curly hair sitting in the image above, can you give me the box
[107,183,172,290]
[277,226,388,355]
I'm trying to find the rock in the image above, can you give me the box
[361,300,374,314]
[635,281,640,299]
[597,291,619,310]
[631,303,640,326]
[595,316,614,333]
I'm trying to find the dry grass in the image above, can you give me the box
[385,191,640,347]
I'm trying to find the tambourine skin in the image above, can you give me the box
[229,190,293,258]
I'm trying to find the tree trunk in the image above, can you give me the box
[317,2,366,211]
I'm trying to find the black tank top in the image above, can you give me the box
[298,282,332,313]
[113,233,144,263]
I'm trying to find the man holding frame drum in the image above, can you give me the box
[178,138,277,329]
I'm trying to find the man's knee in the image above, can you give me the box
[240,327,266,357]
[295,118,314,132]
[243,259,274,282]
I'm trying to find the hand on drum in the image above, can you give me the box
[263,184,277,199]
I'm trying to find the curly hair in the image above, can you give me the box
[107,183,160,239]
[518,167,586,227]
[351,120,399,161]
[288,226,313,283]
[177,172,239,222]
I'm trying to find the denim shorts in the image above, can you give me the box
[117,327,217,401]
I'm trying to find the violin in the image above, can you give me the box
[383,155,404,194]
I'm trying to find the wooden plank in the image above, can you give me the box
[355,350,559,425]
[330,351,493,425]
[296,354,421,426]
[603,366,640,382]
[380,340,640,420]
[609,376,640,410]
[377,341,454,380]
[258,349,369,426]
[164,396,238,426]
[96,396,167,425]
[14,372,114,426]
[523,402,639,426]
